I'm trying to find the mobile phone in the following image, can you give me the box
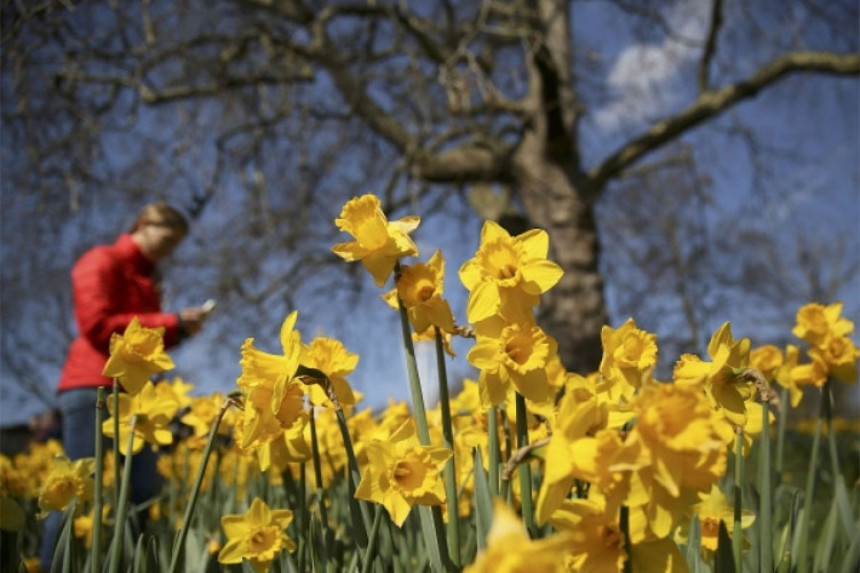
[201,299,217,316]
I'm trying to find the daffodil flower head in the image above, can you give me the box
[792,302,854,348]
[102,317,175,394]
[691,484,754,559]
[355,420,451,527]
[218,497,296,572]
[599,318,658,402]
[383,250,456,333]
[775,345,804,407]
[547,499,627,573]
[37,455,95,518]
[331,193,421,287]
[180,392,233,438]
[101,381,177,455]
[673,322,752,427]
[811,335,860,384]
[459,221,563,324]
[625,382,727,537]
[749,345,784,381]
[466,499,571,572]
[301,336,359,407]
[237,311,306,444]
[467,316,557,407]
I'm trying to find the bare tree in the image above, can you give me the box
[2,0,857,388]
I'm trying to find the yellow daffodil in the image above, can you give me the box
[690,484,754,559]
[102,317,175,394]
[331,193,421,287]
[548,499,627,572]
[812,335,859,384]
[790,351,829,388]
[238,311,305,419]
[466,499,570,572]
[102,382,177,455]
[301,336,359,407]
[234,402,312,472]
[749,345,783,381]
[536,392,617,524]
[459,221,563,324]
[599,318,658,402]
[792,302,854,348]
[355,420,451,527]
[467,316,557,406]
[775,345,804,407]
[158,376,195,408]
[673,322,753,427]
[37,456,95,517]
[624,382,728,539]
[383,250,456,333]
[218,497,296,573]
[181,392,232,438]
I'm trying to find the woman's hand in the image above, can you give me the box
[178,306,208,336]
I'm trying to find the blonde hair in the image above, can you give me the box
[130,202,189,235]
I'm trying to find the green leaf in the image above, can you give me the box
[684,515,702,573]
[812,496,839,572]
[840,530,860,573]
[132,534,145,573]
[834,476,858,541]
[473,448,493,553]
[416,506,445,573]
[50,498,77,573]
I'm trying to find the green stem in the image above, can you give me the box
[488,406,500,498]
[733,428,744,573]
[775,387,789,484]
[333,405,372,547]
[92,387,105,573]
[298,463,307,573]
[394,279,431,445]
[760,397,773,573]
[168,398,232,573]
[822,380,841,479]
[360,505,384,573]
[112,381,121,513]
[514,394,535,537]
[309,408,331,560]
[435,328,461,568]
[796,386,825,573]
[392,267,450,570]
[108,415,137,573]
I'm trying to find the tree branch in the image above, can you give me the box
[588,51,860,190]
[698,0,723,92]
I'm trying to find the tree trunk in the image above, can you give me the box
[509,0,607,374]
[512,152,607,374]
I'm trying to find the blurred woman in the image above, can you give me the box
[41,202,208,567]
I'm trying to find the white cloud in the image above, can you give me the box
[593,1,711,132]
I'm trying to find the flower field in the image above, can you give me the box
[1,193,858,572]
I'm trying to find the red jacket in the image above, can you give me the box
[57,234,181,392]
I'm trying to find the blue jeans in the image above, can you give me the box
[40,387,165,568]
